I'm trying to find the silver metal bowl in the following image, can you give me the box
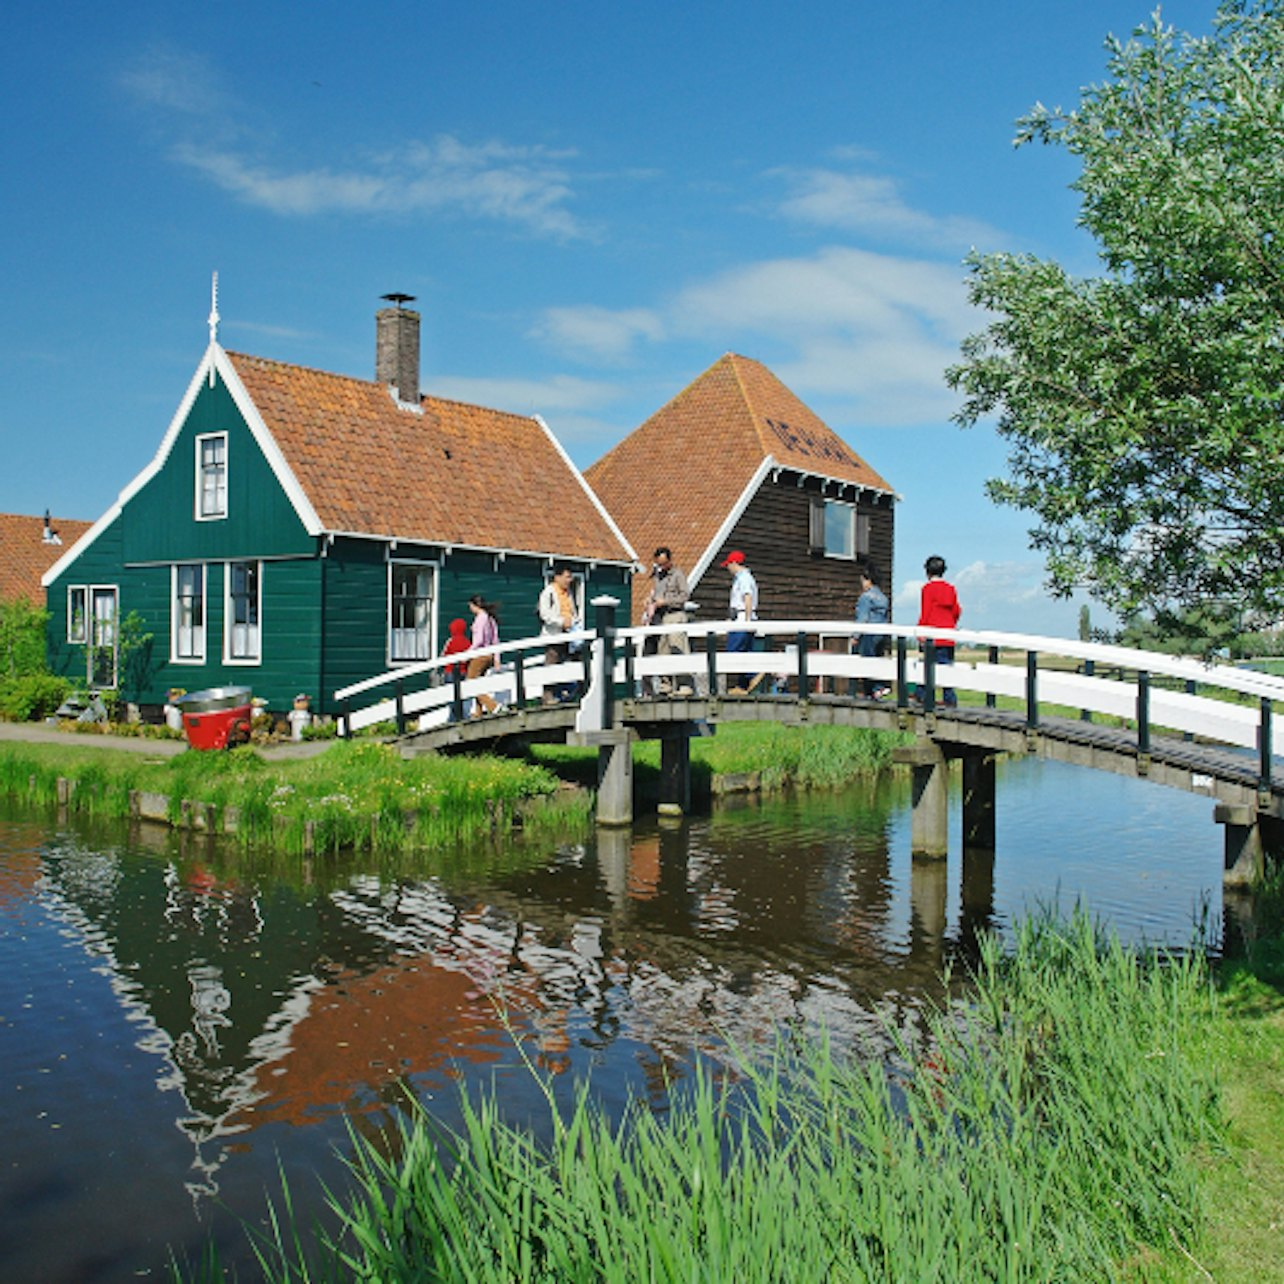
[173,686,252,713]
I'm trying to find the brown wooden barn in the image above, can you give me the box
[586,353,896,626]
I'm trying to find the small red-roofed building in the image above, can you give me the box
[41,301,636,711]
[586,353,895,624]
[0,512,92,606]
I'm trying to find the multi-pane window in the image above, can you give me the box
[390,564,434,661]
[225,561,261,662]
[172,564,206,661]
[823,500,856,560]
[90,587,118,688]
[196,433,228,519]
[67,586,87,643]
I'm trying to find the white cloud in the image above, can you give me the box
[169,138,585,238]
[120,50,587,238]
[770,164,1002,250]
[531,306,664,362]
[431,372,621,417]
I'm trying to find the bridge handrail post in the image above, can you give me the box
[1137,670,1151,756]
[1183,678,1195,741]
[1026,651,1039,730]
[986,645,998,709]
[896,636,908,710]
[1081,659,1095,722]
[1260,697,1273,792]
[394,677,406,736]
[923,642,937,714]
[340,696,351,739]
[514,651,526,707]
[706,631,718,697]
[796,630,809,697]
[592,596,618,730]
[451,664,464,723]
[623,635,636,696]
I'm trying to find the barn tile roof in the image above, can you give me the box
[0,513,93,603]
[585,353,892,610]
[226,352,633,564]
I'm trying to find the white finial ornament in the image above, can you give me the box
[208,271,220,386]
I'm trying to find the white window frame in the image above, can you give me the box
[195,431,228,521]
[88,584,119,689]
[66,585,87,644]
[387,560,439,665]
[171,563,207,664]
[223,560,262,665]
[822,499,857,560]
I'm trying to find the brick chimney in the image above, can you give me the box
[375,296,420,406]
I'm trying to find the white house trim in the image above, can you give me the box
[41,343,324,589]
[688,455,777,591]
[532,414,640,567]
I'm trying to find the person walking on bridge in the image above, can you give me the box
[643,546,693,696]
[721,550,760,695]
[853,564,891,699]
[918,555,961,708]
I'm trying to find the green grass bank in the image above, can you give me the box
[0,724,908,855]
[0,739,588,855]
[172,908,1284,1283]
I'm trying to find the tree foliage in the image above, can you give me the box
[948,2,1284,630]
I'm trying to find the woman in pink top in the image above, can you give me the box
[918,555,961,707]
[466,595,501,716]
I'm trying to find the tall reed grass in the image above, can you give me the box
[183,909,1221,1282]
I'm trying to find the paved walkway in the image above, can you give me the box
[0,720,336,760]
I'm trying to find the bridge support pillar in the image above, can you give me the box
[961,751,997,851]
[658,731,691,816]
[1216,803,1265,888]
[895,739,949,859]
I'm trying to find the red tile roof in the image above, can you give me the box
[227,353,633,563]
[585,353,892,611]
[0,513,93,604]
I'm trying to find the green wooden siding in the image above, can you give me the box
[45,363,632,720]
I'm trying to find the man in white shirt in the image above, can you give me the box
[721,550,759,694]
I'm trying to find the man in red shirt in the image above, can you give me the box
[918,555,961,708]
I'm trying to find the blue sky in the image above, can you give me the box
[3,0,1220,634]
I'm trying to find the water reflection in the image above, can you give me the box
[0,757,1239,1282]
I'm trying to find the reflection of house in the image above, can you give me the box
[0,511,91,605]
[41,301,636,711]
[586,354,895,623]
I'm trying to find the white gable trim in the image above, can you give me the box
[687,455,776,593]
[532,414,640,567]
[214,347,323,536]
[42,344,323,588]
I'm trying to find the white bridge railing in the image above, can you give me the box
[333,603,1284,786]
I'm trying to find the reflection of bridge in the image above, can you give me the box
[336,600,1284,885]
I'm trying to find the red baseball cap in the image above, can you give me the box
[720,550,745,567]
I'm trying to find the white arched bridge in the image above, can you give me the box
[335,598,1284,886]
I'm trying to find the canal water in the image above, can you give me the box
[0,757,1231,1281]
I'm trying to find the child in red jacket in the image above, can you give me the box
[918,555,961,707]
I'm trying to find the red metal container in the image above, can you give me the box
[175,687,253,751]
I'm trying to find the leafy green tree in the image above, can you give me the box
[948,3,1284,632]
[0,597,51,679]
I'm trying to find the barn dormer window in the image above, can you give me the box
[195,432,228,520]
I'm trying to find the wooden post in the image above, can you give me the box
[922,644,937,714]
[1259,698,1273,794]
[706,633,718,697]
[986,645,999,709]
[394,678,406,735]
[961,751,996,851]
[1081,659,1095,722]
[592,595,619,730]
[451,665,464,723]
[796,630,809,697]
[1026,651,1039,730]
[896,636,908,709]
[514,651,526,707]
[659,730,691,815]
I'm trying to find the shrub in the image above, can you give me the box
[0,673,72,721]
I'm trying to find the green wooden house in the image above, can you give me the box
[42,302,637,717]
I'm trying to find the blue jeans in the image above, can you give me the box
[929,643,956,707]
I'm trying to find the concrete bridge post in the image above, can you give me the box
[658,729,691,816]
[1216,803,1265,888]
[895,740,949,858]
